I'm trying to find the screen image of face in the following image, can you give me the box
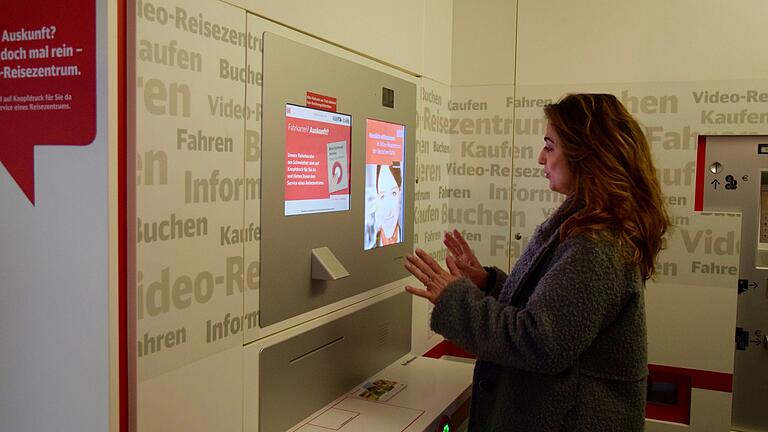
[364,119,405,250]
[284,104,352,216]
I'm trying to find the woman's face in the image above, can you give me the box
[376,165,401,237]
[538,121,575,195]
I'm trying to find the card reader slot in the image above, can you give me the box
[289,336,345,364]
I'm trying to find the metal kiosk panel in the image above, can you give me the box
[259,32,416,327]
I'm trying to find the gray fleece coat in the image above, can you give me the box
[431,202,647,431]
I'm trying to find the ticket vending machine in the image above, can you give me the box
[245,32,473,432]
[695,135,768,431]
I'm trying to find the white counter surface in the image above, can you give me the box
[288,355,474,432]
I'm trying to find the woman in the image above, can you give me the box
[405,93,670,431]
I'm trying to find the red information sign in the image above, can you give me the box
[306,91,337,112]
[0,0,96,204]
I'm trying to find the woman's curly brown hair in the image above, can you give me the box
[544,93,671,281]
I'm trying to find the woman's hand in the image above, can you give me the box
[404,248,460,304]
[444,229,488,288]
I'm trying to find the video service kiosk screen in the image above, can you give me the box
[364,119,406,250]
[285,104,352,216]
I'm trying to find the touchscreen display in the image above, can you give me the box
[284,104,352,216]
[364,119,406,250]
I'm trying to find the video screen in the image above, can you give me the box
[364,119,406,250]
[284,104,352,216]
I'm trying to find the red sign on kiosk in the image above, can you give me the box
[306,91,337,112]
[0,0,96,204]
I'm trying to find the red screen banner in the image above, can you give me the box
[366,119,404,166]
[0,0,96,204]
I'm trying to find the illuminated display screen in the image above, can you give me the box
[364,119,406,250]
[284,104,352,216]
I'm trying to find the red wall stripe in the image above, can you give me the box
[694,136,707,212]
[649,363,732,393]
[422,341,733,393]
[118,0,127,430]
[423,340,475,360]
[646,367,691,424]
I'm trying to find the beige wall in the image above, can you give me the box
[133,1,454,431]
[451,0,516,86]
[447,0,768,368]
[515,0,768,85]
[226,0,454,84]
[446,0,768,428]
